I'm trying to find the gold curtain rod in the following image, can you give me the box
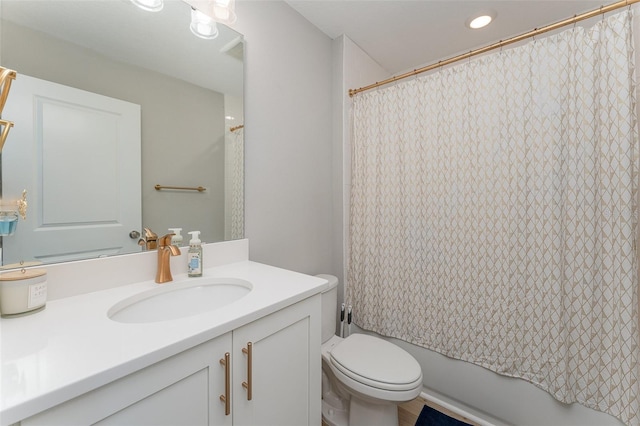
[349,0,638,97]
[155,184,206,192]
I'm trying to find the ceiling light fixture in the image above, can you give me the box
[466,11,496,29]
[190,7,219,39]
[211,0,237,25]
[130,0,164,12]
[183,0,237,26]
[132,0,237,41]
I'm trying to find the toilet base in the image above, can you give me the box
[349,396,399,426]
[322,398,349,426]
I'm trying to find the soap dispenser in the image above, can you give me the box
[187,231,203,277]
[168,228,183,246]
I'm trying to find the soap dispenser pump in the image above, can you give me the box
[187,231,203,277]
[168,228,183,246]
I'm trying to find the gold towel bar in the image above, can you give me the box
[154,184,206,192]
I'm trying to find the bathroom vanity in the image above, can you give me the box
[0,240,325,426]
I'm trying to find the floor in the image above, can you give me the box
[398,396,479,426]
[321,395,480,426]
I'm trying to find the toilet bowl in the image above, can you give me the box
[317,274,423,426]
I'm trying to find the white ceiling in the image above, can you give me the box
[1,0,244,95]
[2,1,618,93]
[285,1,606,75]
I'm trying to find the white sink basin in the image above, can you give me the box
[107,277,252,323]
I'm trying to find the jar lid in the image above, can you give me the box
[0,268,47,281]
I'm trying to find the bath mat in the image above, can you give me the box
[414,404,472,426]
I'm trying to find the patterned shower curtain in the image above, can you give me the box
[348,11,639,424]
[225,127,244,240]
[229,127,244,240]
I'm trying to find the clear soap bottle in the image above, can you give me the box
[187,231,203,277]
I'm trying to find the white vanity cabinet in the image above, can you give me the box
[233,294,321,426]
[21,333,233,426]
[19,295,321,426]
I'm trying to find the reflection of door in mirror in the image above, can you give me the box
[1,74,141,265]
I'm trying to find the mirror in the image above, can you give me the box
[0,0,244,266]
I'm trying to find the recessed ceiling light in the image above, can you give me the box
[466,11,496,29]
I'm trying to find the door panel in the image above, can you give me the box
[2,74,141,264]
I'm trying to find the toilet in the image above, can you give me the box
[317,274,423,426]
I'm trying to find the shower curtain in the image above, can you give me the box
[225,127,244,240]
[348,11,639,424]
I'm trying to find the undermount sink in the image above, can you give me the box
[107,277,252,323]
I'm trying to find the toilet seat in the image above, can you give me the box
[329,334,423,395]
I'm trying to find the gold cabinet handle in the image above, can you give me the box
[241,342,253,400]
[219,352,231,415]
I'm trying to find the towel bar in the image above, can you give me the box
[154,184,206,192]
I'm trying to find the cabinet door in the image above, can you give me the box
[22,333,232,426]
[232,296,321,426]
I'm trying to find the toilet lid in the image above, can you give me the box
[330,334,422,390]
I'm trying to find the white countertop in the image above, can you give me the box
[0,260,328,425]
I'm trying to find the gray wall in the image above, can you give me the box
[235,1,334,275]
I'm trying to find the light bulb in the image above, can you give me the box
[190,8,219,40]
[466,11,496,29]
[212,0,237,25]
[130,0,163,12]
[469,15,492,29]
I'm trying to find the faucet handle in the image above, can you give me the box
[143,227,158,250]
[159,233,181,257]
[144,227,157,239]
[158,233,175,247]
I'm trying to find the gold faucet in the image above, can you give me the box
[156,233,181,284]
[138,227,158,250]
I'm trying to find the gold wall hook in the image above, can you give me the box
[0,119,14,152]
[0,67,17,116]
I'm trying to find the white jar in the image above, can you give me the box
[0,268,47,316]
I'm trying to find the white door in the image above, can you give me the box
[2,74,141,265]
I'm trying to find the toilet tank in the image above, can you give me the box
[316,274,339,344]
